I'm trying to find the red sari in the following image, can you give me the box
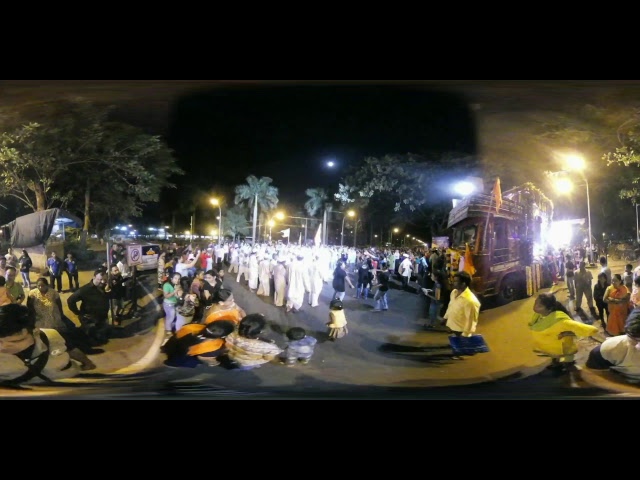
[604,284,630,336]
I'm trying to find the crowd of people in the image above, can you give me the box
[155,240,484,369]
[0,244,143,385]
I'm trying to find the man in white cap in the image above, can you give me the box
[400,253,413,290]
[248,249,259,292]
[273,256,288,307]
[307,252,324,307]
[256,254,272,297]
[286,252,310,313]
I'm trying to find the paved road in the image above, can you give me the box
[5,259,640,399]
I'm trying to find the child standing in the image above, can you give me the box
[327,298,348,341]
[623,263,634,292]
[281,327,317,366]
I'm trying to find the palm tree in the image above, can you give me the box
[305,188,332,244]
[234,175,279,245]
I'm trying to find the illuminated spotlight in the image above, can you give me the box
[453,181,476,197]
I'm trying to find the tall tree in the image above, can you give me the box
[223,205,250,242]
[234,175,279,245]
[305,187,333,245]
[334,153,479,236]
[0,101,184,244]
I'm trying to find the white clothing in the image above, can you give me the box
[273,263,288,307]
[599,335,640,382]
[286,259,310,311]
[307,259,324,307]
[256,259,272,296]
[248,254,259,290]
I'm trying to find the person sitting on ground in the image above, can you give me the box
[27,277,96,371]
[280,327,317,366]
[327,298,348,341]
[586,313,640,383]
[162,319,236,368]
[225,313,283,370]
[0,303,83,386]
[203,288,246,325]
[529,292,599,373]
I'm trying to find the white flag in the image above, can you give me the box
[280,228,290,238]
[314,224,322,246]
[299,232,302,245]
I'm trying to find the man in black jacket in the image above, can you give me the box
[67,269,111,345]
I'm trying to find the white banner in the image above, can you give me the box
[280,228,290,238]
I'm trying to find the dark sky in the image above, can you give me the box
[157,84,476,218]
[5,80,640,236]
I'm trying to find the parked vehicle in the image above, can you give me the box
[448,181,554,305]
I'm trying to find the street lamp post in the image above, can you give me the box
[210,198,222,245]
[391,227,399,246]
[341,210,355,247]
[564,155,593,265]
[353,219,360,248]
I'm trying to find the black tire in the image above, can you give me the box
[496,275,522,306]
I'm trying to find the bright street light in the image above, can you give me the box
[391,227,399,245]
[210,198,222,244]
[341,210,355,247]
[564,154,593,265]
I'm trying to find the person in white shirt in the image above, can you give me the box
[174,250,201,278]
[586,314,640,383]
[399,254,413,290]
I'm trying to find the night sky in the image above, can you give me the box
[4,80,640,239]
[155,84,477,219]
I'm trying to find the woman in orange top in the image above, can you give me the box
[603,273,631,336]
[162,319,236,368]
[203,289,246,326]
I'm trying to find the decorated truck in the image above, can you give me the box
[447,181,554,305]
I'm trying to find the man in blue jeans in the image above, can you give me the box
[372,262,390,312]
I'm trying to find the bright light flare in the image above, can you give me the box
[453,181,476,197]
[565,154,585,172]
[553,177,573,194]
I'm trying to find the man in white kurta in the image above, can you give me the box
[236,250,249,285]
[256,256,272,297]
[444,271,481,337]
[228,246,239,274]
[286,255,310,313]
[248,251,259,291]
[307,254,325,307]
[272,258,288,307]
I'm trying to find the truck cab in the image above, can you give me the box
[448,182,553,305]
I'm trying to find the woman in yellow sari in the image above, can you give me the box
[529,292,599,372]
[603,274,631,336]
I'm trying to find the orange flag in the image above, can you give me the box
[492,177,503,213]
[462,242,476,276]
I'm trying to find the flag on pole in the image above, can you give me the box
[280,228,290,238]
[314,224,322,246]
[492,177,503,213]
[298,232,302,245]
[462,242,476,276]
